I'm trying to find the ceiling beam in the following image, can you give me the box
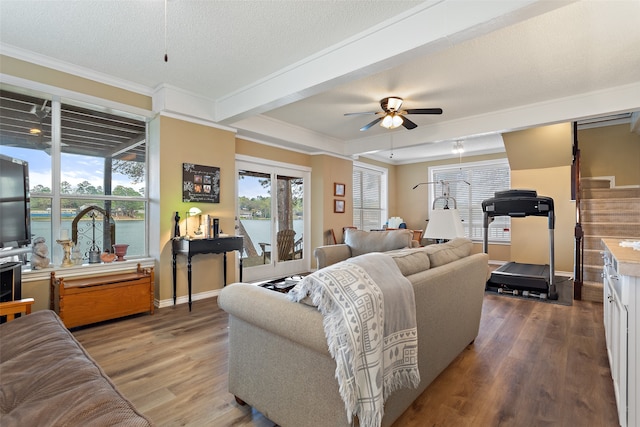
[344,81,640,157]
[214,0,573,125]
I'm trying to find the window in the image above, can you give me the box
[353,162,387,230]
[0,88,148,263]
[429,159,510,242]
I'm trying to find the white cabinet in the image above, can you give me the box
[603,264,628,425]
[602,239,640,427]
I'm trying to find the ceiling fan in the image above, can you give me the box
[26,100,67,149]
[345,96,442,131]
[29,100,51,137]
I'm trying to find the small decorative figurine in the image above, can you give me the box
[31,236,50,269]
[101,250,116,263]
[174,211,181,238]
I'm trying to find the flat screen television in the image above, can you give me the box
[0,154,31,249]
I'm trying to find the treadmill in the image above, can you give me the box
[482,189,558,300]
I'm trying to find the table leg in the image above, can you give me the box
[187,255,193,312]
[239,254,243,282]
[172,253,177,306]
[223,252,227,286]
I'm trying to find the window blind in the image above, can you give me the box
[353,165,383,230]
[430,159,511,242]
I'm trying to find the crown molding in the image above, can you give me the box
[0,73,154,120]
[158,111,237,134]
[0,44,154,96]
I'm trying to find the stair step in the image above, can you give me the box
[584,264,604,283]
[581,210,640,223]
[581,187,640,199]
[580,179,611,189]
[582,281,603,303]
[584,249,605,266]
[584,236,609,251]
[581,198,640,211]
[582,222,640,238]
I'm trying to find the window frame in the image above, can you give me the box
[0,82,152,269]
[352,161,388,231]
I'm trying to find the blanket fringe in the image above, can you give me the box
[384,369,421,400]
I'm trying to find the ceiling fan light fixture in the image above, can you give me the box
[380,113,403,129]
[347,96,442,131]
[452,140,464,154]
[29,127,42,135]
[392,114,403,128]
[381,114,393,128]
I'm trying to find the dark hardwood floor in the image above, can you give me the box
[73,293,619,426]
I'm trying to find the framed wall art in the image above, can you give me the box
[334,199,345,213]
[334,182,345,197]
[183,163,220,203]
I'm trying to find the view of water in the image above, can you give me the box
[31,220,145,259]
[29,218,302,260]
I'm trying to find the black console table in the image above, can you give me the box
[171,236,243,311]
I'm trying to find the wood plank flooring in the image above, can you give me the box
[72,294,619,427]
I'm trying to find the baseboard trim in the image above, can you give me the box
[156,288,222,309]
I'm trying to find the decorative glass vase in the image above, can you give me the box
[112,244,129,261]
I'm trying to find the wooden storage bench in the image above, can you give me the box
[50,263,154,328]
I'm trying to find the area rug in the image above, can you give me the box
[485,276,573,306]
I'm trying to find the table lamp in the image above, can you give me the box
[424,208,465,241]
[415,180,468,242]
[185,207,202,238]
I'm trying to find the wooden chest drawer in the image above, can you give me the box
[51,264,154,328]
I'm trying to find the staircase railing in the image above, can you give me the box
[572,122,583,300]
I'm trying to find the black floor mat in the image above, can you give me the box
[485,276,573,306]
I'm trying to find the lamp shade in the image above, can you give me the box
[424,208,465,240]
[188,207,202,216]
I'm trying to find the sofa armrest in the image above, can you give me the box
[314,244,352,269]
[218,283,329,355]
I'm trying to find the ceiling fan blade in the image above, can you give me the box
[401,116,418,130]
[404,108,443,115]
[360,117,383,131]
[344,111,380,116]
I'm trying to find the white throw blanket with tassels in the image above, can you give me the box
[288,252,420,427]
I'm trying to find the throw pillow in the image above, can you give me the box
[387,248,430,276]
[424,238,473,267]
[345,229,413,257]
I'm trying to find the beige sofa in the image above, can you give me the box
[218,237,489,427]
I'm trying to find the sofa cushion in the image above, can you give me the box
[345,228,413,257]
[0,310,153,426]
[387,248,430,276]
[423,237,473,267]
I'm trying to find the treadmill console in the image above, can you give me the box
[482,189,554,218]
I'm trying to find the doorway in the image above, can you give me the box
[236,156,310,282]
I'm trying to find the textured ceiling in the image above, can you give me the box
[0,0,421,99]
[1,0,639,164]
